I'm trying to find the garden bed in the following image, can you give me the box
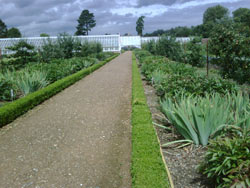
[141,78,210,188]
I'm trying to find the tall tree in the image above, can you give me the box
[75,10,96,36]
[233,8,250,27]
[7,27,22,38]
[0,19,7,38]
[40,33,50,37]
[136,16,145,36]
[203,5,229,25]
[202,5,229,37]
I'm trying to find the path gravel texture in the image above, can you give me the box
[0,52,132,188]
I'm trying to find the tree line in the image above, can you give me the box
[0,19,22,38]
[144,5,250,38]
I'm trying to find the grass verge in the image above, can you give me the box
[131,52,170,188]
[0,54,119,128]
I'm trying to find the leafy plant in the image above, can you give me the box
[160,92,250,146]
[199,129,250,187]
[15,70,49,96]
[0,77,13,101]
[6,40,37,69]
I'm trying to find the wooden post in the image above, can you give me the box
[206,40,209,77]
[0,48,2,60]
[184,42,186,64]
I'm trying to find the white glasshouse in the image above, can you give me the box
[0,35,191,55]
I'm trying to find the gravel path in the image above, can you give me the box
[0,52,132,188]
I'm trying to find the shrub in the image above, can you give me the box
[185,37,204,67]
[6,40,37,69]
[80,41,103,57]
[142,36,184,62]
[199,129,250,187]
[39,33,82,62]
[133,49,151,62]
[142,40,157,55]
[209,22,250,84]
[38,33,103,62]
[0,78,13,101]
[39,38,64,62]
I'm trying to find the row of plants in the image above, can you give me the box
[134,49,250,187]
[136,50,237,98]
[142,29,250,85]
[0,33,105,70]
[0,57,102,101]
[131,53,170,188]
[0,54,119,127]
[0,34,115,102]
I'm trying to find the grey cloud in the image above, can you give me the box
[0,0,250,36]
[136,0,194,7]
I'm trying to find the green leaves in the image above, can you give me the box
[134,50,237,98]
[160,93,250,146]
[209,21,250,84]
[199,129,250,187]
[15,70,49,96]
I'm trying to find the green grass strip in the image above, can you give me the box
[0,54,119,128]
[131,53,170,188]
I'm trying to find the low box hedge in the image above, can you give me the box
[131,53,170,188]
[0,54,119,127]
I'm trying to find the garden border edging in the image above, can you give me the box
[131,52,173,188]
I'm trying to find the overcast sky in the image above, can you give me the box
[0,0,249,37]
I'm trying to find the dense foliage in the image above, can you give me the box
[5,40,37,69]
[7,27,22,38]
[135,51,237,98]
[199,129,250,187]
[185,37,204,67]
[209,21,250,84]
[0,19,7,38]
[39,34,103,63]
[142,36,184,62]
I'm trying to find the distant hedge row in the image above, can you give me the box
[0,54,119,127]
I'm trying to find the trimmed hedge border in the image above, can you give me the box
[0,54,119,127]
[131,53,170,188]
